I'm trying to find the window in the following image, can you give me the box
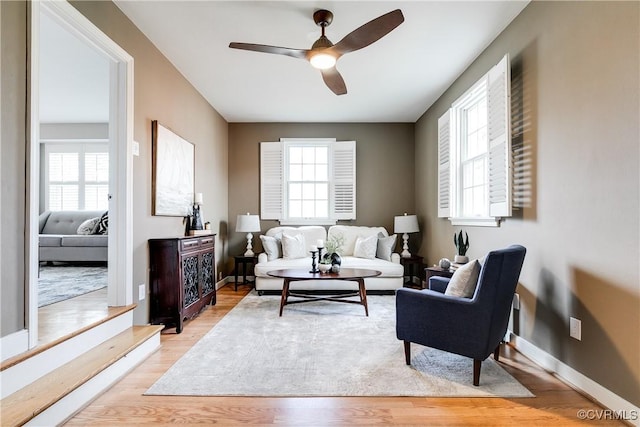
[44,143,109,211]
[260,138,356,224]
[438,55,511,226]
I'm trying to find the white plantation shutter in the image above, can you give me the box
[260,142,283,220]
[487,55,512,217]
[437,110,452,218]
[331,141,356,220]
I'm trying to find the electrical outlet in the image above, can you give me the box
[512,293,520,310]
[138,283,146,301]
[570,317,581,340]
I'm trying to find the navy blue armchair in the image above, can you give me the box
[396,245,526,386]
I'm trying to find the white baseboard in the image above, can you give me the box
[215,275,232,290]
[1,329,29,362]
[509,332,639,426]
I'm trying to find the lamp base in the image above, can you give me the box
[244,232,254,258]
[401,232,411,258]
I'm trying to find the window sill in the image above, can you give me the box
[449,217,501,227]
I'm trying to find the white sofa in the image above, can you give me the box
[254,225,404,292]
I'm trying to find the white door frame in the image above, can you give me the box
[27,0,134,349]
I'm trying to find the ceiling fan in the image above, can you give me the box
[229,9,404,95]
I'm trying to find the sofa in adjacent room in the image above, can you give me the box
[39,210,108,263]
[254,225,404,292]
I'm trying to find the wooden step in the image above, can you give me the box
[1,304,136,372]
[0,325,163,427]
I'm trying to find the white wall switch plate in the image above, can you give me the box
[138,283,146,301]
[132,140,140,156]
[570,317,581,340]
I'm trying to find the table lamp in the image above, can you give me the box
[394,213,419,258]
[236,213,261,256]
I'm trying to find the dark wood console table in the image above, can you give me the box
[149,235,216,333]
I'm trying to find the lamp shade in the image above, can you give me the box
[394,213,419,234]
[236,213,261,233]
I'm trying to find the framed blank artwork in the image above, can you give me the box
[152,120,194,216]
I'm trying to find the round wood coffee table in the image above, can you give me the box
[267,268,381,316]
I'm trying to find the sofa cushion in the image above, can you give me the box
[376,234,397,261]
[266,226,326,253]
[39,235,62,247]
[94,211,109,235]
[445,259,481,298]
[353,235,377,259]
[281,233,307,259]
[260,235,281,261]
[77,217,101,235]
[61,235,108,247]
[40,210,105,235]
[328,225,388,256]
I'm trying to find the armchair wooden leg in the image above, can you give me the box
[404,341,411,365]
[494,344,501,361]
[473,359,481,386]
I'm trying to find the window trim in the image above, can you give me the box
[260,138,356,225]
[282,139,332,223]
[438,54,511,227]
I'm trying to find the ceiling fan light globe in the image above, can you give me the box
[310,53,336,69]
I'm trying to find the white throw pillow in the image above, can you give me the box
[77,217,100,235]
[353,235,378,259]
[260,235,281,261]
[281,233,307,259]
[444,259,481,298]
[376,233,397,261]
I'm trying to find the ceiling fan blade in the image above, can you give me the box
[320,67,347,95]
[229,42,308,60]
[332,9,404,55]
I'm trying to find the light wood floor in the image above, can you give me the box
[65,285,623,426]
[39,287,110,345]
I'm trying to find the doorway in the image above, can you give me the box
[27,0,134,350]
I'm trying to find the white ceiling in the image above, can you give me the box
[38,1,529,124]
[113,1,528,123]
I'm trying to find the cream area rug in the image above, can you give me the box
[146,292,533,397]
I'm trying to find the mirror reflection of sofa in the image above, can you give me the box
[39,210,108,263]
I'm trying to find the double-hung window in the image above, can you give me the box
[438,55,511,226]
[44,142,109,211]
[260,138,356,224]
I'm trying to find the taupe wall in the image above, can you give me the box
[227,123,415,270]
[0,1,27,335]
[415,1,639,406]
[71,1,229,325]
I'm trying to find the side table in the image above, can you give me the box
[234,255,258,291]
[424,266,454,289]
[400,255,424,288]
